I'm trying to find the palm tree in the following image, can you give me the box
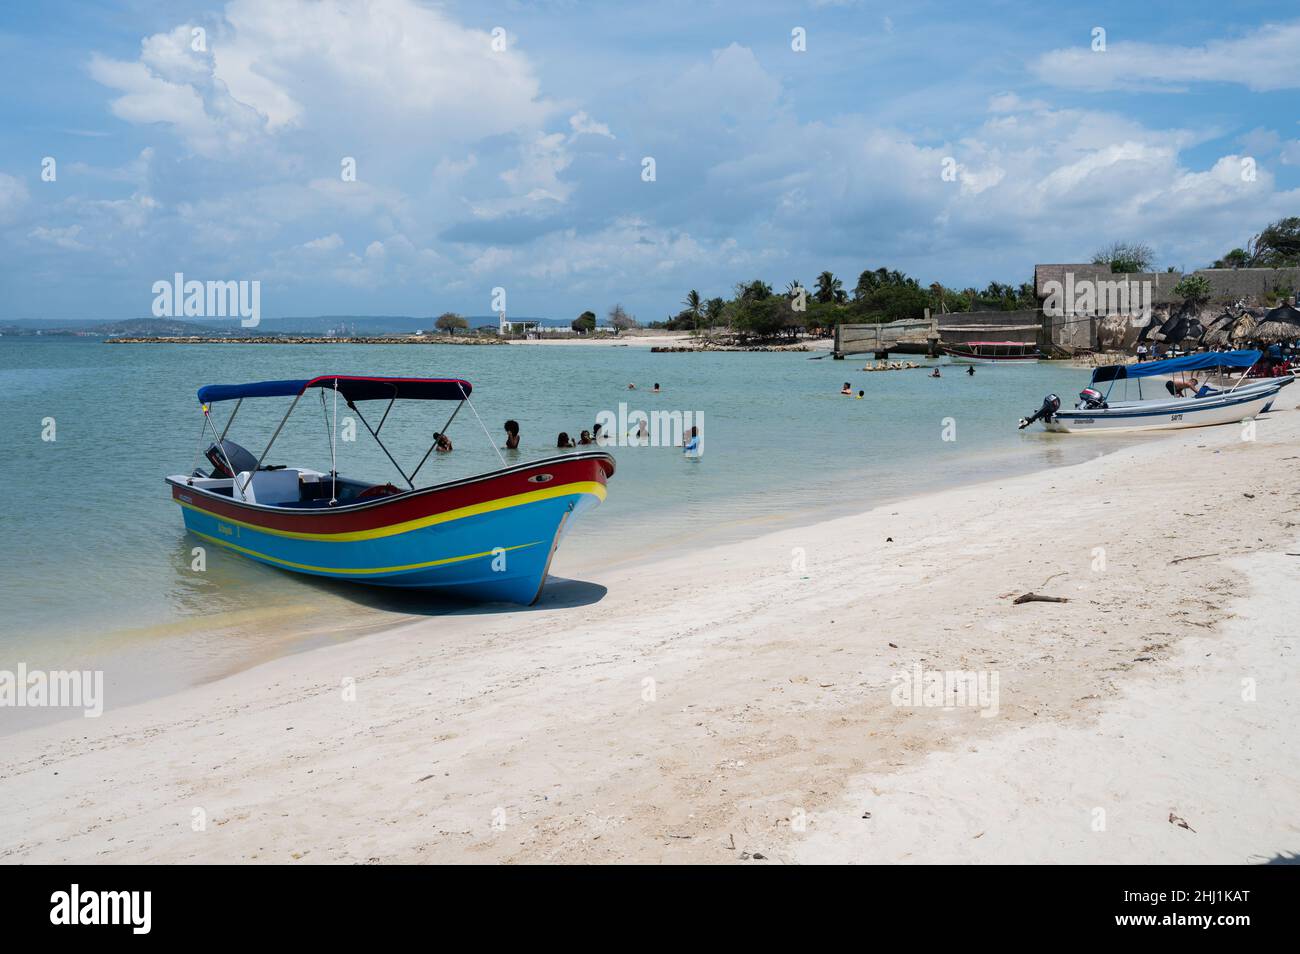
[815,271,843,305]
[682,289,703,334]
[704,296,725,330]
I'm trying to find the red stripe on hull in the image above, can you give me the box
[170,453,613,533]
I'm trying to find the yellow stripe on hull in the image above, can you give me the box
[189,530,543,576]
[177,480,607,543]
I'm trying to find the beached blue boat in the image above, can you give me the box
[167,375,614,604]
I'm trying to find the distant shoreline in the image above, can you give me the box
[101,333,832,351]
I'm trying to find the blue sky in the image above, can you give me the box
[2,0,1299,322]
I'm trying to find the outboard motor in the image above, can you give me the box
[1077,387,1107,410]
[1018,393,1060,429]
[205,439,260,478]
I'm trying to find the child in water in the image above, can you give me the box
[503,419,520,449]
[841,382,852,395]
[856,390,864,399]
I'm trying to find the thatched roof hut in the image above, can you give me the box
[1200,309,1238,347]
[1250,303,1300,344]
[1229,312,1260,345]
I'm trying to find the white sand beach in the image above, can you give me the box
[2,413,1298,864]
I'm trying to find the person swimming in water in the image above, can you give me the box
[627,383,637,390]
[557,432,575,448]
[434,432,453,452]
[578,430,594,445]
[841,382,852,395]
[651,382,661,394]
[930,368,942,378]
[856,390,864,399]
[503,419,520,449]
[966,366,975,376]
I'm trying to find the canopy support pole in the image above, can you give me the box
[219,398,243,441]
[375,394,397,434]
[349,401,414,490]
[239,394,302,496]
[459,384,507,468]
[410,400,464,485]
[201,408,239,480]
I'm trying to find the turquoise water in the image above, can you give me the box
[0,338,1125,715]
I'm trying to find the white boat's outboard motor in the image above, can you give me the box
[204,439,259,478]
[1018,393,1060,429]
[1077,387,1107,410]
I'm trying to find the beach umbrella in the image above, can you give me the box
[1229,312,1260,344]
[1199,308,1237,347]
[1249,303,1300,344]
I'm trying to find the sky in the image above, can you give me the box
[1,0,1299,322]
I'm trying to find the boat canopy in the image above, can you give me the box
[1091,350,1261,384]
[198,375,473,405]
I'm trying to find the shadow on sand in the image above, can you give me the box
[291,572,608,617]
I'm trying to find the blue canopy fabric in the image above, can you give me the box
[198,379,307,404]
[1091,350,1261,383]
[198,376,473,404]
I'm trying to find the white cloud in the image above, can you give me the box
[29,225,90,251]
[89,0,554,156]
[1031,21,1300,92]
[0,173,29,225]
[303,233,343,251]
[569,111,614,139]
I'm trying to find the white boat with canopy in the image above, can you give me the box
[1018,349,1293,433]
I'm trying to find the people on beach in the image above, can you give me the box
[434,432,453,453]
[557,432,575,448]
[841,382,852,395]
[503,419,520,450]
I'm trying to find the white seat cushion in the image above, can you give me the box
[235,469,301,505]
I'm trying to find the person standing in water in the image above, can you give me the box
[841,382,852,395]
[652,383,661,393]
[966,366,975,376]
[503,419,520,450]
[856,390,865,399]
[931,368,942,378]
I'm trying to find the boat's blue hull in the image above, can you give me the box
[171,454,613,604]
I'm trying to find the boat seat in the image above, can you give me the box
[235,469,303,505]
